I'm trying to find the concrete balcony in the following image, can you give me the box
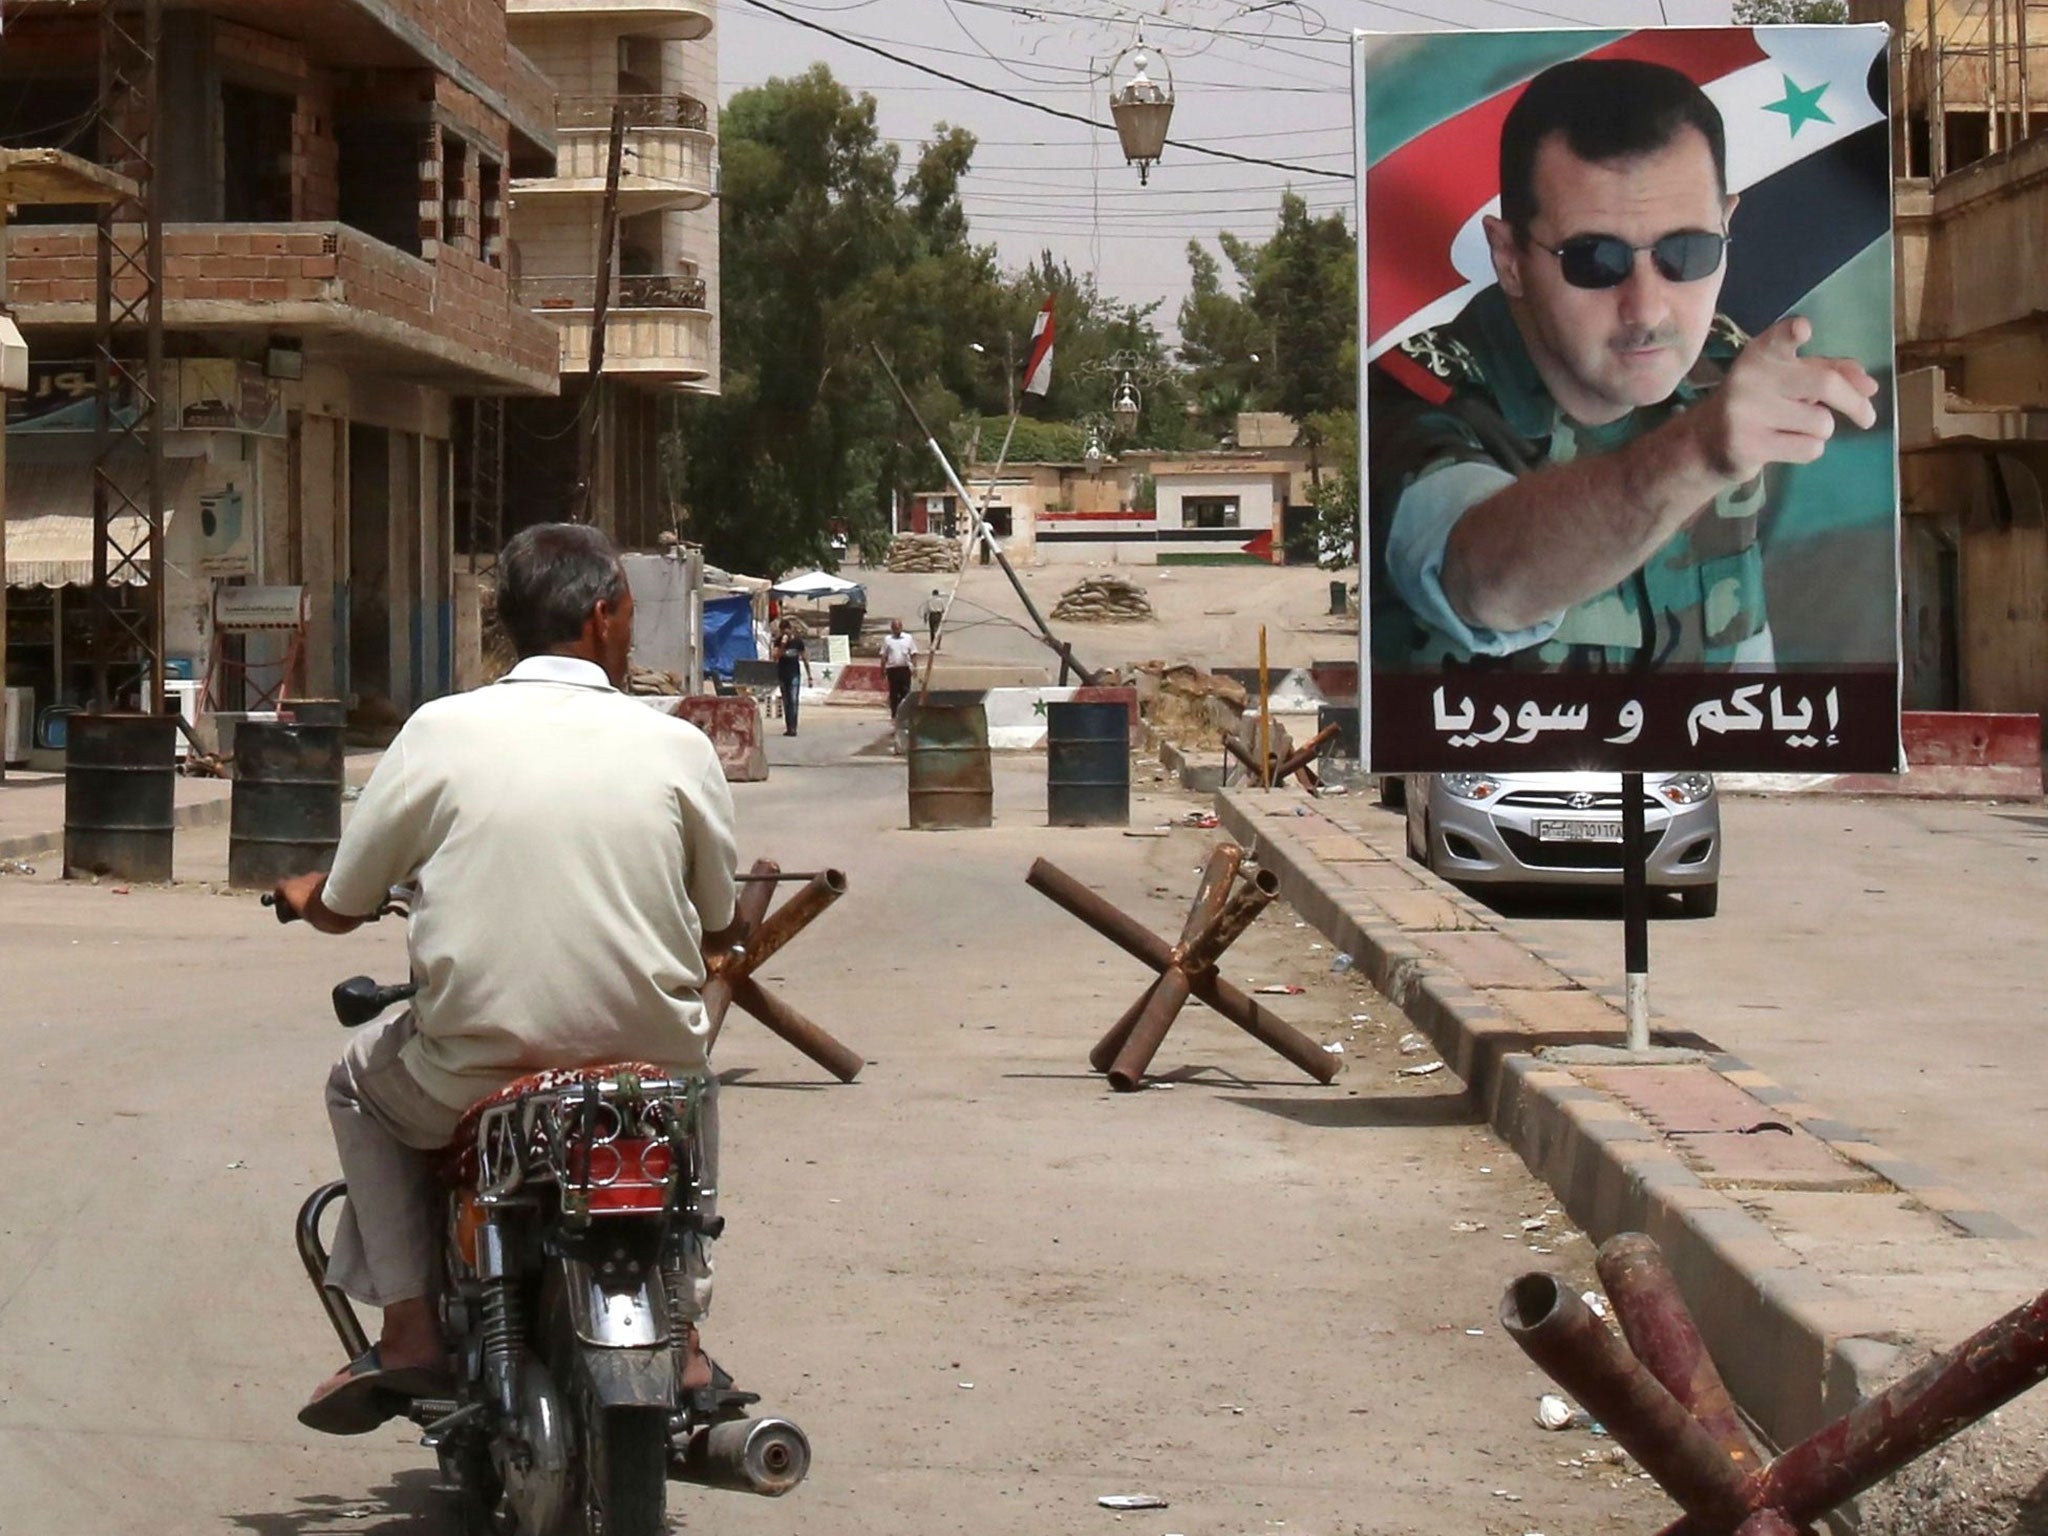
[512,95,715,211]
[518,271,712,385]
[506,0,715,40]
[5,222,559,394]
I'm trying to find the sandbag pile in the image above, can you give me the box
[628,666,686,696]
[1050,575,1154,623]
[886,534,962,574]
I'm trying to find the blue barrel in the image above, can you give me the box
[1045,700,1130,827]
[228,720,345,889]
[64,713,177,882]
[906,703,993,829]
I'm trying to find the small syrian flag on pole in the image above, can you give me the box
[1021,296,1056,397]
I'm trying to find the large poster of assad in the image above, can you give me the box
[1357,26,1901,773]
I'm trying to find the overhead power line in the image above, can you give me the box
[731,0,1353,179]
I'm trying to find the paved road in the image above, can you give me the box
[0,708,1668,1534]
[1368,791,2048,1233]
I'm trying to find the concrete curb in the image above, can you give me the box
[1215,786,2048,1494]
[0,793,232,863]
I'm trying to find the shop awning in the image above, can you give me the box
[4,462,174,588]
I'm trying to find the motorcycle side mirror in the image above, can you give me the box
[332,975,391,1028]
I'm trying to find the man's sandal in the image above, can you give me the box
[297,1346,453,1436]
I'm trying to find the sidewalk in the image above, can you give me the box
[0,752,382,863]
[1218,784,2048,1531]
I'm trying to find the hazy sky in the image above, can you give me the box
[717,0,1733,341]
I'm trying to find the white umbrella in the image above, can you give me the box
[770,570,862,599]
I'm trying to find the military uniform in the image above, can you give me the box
[1368,284,1770,672]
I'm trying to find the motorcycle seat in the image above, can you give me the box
[438,1061,679,1187]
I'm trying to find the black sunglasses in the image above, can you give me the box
[1535,230,1729,290]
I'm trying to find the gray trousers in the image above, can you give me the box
[323,1011,717,1320]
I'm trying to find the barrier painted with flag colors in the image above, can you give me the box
[1357,25,1901,776]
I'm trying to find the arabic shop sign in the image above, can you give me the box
[6,358,285,436]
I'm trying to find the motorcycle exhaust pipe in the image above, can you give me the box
[671,1416,811,1496]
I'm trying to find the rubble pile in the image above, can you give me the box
[885,535,962,574]
[1133,661,1247,748]
[1050,575,1155,623]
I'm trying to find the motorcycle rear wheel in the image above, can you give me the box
[582,1407,670,1536]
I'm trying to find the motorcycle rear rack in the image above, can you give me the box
[296,1180,372,1361]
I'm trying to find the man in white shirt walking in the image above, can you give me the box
[273,522,743,1434]
[879,617,918,729]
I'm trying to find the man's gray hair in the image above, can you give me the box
[496,523,627,657]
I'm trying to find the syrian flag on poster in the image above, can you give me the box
[1364,25,1890,362]
[1021,295,1056,397]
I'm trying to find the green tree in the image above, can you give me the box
[674,71,1004,572]
[1176,241,1267,442]
[1178,195,1356,464]
[1733,0,1847,21]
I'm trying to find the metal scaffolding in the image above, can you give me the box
[89,0,167,712]
[1921,0,2048,180]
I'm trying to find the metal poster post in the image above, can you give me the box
[1621,770,1651,1051]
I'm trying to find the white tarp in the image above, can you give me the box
[769,569,861,599]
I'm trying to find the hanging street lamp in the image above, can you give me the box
[1109,38,1174,185]
[1111,372,1142,436]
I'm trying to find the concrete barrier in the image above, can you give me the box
[665,696,769,783]
[1830,711,2042,800]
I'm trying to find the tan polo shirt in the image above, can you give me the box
[322,655,739,1110]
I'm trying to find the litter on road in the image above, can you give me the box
[1097,1494,1170,1510]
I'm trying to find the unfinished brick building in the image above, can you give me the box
[1,0,561,727]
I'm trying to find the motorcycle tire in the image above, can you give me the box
[584,1407,670,1536]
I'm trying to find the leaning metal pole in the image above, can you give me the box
[91,0,166,713]
[871,343,1100,685]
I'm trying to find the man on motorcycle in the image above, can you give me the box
[274,521,743,1435]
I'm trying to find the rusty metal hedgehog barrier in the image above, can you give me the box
[705,859,864,1083]
[1504,1232,2048,1534]
[1223,721,1341,793]
[1026,842,1340,1091]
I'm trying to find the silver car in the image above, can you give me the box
[1402,771,1722,917]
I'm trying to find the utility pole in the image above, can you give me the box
[574,100,627,527]
[90,0,166,714]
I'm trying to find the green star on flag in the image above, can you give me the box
[1764,74,1833,137]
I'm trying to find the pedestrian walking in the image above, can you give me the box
[880,617,918,729]
[921,589,945,645]
[774,618,814,736]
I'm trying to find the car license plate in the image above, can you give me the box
[1535,819,1622,843]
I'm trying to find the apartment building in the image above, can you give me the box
[0,0,559,728]
[501,0,721,545]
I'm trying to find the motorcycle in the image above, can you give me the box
[275,891,810,1534]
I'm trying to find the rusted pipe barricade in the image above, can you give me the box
[704,858,865,1083]
[1026,844,1339,1092]
[1503,1232,2048,1534]
[1223,723,1339,792]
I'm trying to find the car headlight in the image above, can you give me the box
[1657,772,1715,806]
[1440,773,1502,802]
